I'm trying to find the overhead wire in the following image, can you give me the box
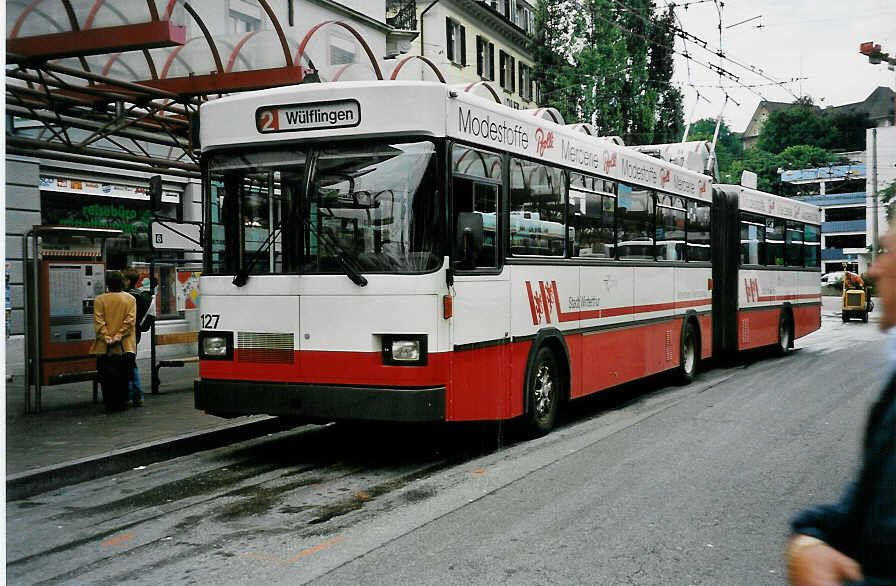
[608,0,800,102]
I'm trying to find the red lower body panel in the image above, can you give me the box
[201,314,714,422]
[737,303,821,350]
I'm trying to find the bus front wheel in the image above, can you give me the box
[522,347,560,437]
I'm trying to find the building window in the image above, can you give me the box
[499,50,515,92]
[329,32,356,66]
[476,36,495,80]
[229,9,260,33]
[446,18,466,66]
[518,63,532,101]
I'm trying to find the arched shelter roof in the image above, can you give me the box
[6,2,421,176]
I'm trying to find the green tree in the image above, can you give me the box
[531,0,683,144]
[756,102,834,153]
[830,111,874,152]
[530,1,581,123]
[723,148,785,192]
[646,5,683,143]
[778,144,835,172]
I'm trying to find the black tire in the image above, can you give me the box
[862,311,869,323]
[522,346,561,437]
[776,312,793,356]
[677,321,698,384]
[842,311,849,322]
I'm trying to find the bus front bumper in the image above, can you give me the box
[194,379,446,422]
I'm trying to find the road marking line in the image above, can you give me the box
[472,469,487,477]
[101,534,133,546]
[286,536,344,563]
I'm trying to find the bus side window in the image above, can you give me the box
[617,183,654,260]
[765,218,785,266]
[509,157,565,257]
[570,173,615,258]
[451,144,501,269]
[687,199,712,262]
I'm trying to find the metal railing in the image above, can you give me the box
[387,0,417,31]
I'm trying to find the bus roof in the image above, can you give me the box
[200,80,712,201]
[715,183,822,225]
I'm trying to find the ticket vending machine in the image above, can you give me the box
[40,260,105,385]
[23,225,122,413]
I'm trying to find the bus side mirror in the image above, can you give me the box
[455,212,484,269]
[149,175,162,212]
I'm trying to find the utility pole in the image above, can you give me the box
[859,42,896,125]
[871,128,879,262]
[858,42,894,261]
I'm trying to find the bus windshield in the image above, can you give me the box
[207,140,443,277]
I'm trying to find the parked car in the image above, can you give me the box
[821,271,845,285]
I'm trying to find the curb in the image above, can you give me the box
[6,416,285,501]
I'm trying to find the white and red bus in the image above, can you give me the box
[193,80,821,435]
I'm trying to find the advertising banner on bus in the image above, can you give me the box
[447,94,710,201]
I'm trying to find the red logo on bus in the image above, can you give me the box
[603,152,617,174]
[699,180,707,194]
[526,280,559,325]
[535,128,554,157]
[660,168,671,186]
[744,278,760,303]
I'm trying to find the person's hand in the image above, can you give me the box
[104,336,113,344]
[787,535,862,586]
[112,335,121,343]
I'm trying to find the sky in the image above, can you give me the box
[668,0,896,134]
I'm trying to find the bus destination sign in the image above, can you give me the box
[256,99,361,133]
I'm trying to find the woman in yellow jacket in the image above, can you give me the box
[91,271,136,411]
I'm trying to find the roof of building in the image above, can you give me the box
[827,86,896,122]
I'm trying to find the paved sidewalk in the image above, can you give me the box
[6,359,280,499]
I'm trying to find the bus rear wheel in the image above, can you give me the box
[776,313,793,356]
[677,322,698,384]
[522,347,560,437]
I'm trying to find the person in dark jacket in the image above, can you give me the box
[122,267,153,407]
[787,228,896,585]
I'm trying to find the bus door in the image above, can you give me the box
[448,144,511,420]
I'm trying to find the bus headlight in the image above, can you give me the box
[392,340,420,361]
[199,331,233,360]
[381,334,427,366]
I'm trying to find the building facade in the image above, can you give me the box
[401,0,537,110]
[787,126,896,275]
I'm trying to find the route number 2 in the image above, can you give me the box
[201,313,220,329]
[257,109,278,132]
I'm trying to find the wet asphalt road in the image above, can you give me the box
[6,297,888,585]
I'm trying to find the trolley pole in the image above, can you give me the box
[871,128,879,263]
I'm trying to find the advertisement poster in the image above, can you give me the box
[176,271,201,311]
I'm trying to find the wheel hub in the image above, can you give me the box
[533,365,554,418]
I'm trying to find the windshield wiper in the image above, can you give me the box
[303,215,368,287]
[232,227,280,287]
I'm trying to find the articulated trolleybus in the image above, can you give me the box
[194,81,821,436]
